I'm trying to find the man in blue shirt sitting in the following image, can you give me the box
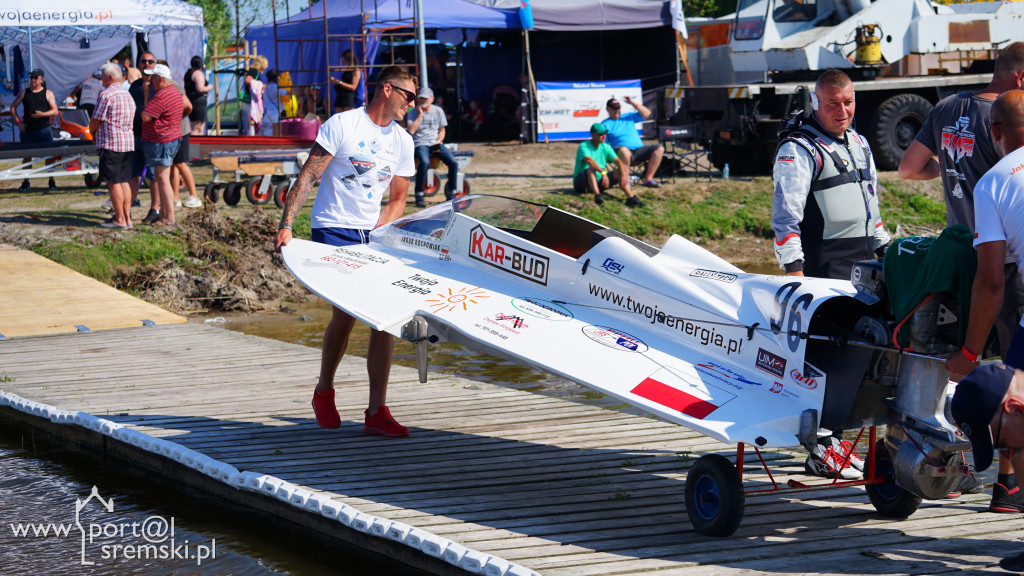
[601,96,663,188]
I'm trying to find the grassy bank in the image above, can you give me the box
[0,146,947,310]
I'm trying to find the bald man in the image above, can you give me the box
[948,88,1024,380]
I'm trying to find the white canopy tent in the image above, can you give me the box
[0,0,204,102]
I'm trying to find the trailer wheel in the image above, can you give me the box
[204,182,221,204]
[84,172,102,188]
[273,181,290,209]
[246,177,270,205]
[869,94,933,171]
[865,439,923,518]
[685,454,744,537]
[223,182,243,206]
[424,174,441,196]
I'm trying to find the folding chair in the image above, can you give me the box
[659,124,711,182]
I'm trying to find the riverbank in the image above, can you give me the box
[0,141,947,314]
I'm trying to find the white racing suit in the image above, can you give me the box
[771,120,890,279]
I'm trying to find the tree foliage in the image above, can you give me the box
[187,0,233,58]
[683,0,738,18]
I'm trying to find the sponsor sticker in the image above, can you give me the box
[511,297,573,321]
[689,269,738,283]
[426,286,489,313]
[468,225,549,285]
[755,348,787,378]
[696,362,763,390]
[582,325,648,353]
[391,273,439,295]
[598,258,625,275]
[789,368,818,389]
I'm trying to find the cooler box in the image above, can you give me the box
[280,118,321,141]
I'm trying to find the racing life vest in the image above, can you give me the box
[778,120,882,279]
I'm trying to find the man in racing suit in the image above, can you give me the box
[771,68,890,478]
[772,68,889,279]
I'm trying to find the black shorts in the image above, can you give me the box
[188,99,206,124]
[572,169,613,194]
[173,133,190,165]
[630,144,661,165]
[98,149,133,184]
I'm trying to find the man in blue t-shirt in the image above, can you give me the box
[601,96,663,188]
[573,123,645,207]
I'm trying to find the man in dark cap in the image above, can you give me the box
[952,363,1024,571]
[9,68,58,190]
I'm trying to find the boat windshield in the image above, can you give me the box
[380,195,616,259]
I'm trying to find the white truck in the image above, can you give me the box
[677,0,1024,174]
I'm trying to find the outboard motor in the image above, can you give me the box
[850,260,970,499]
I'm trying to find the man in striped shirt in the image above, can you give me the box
[90,62,136,229]
[141,64,185,227]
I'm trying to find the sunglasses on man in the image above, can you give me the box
[388,83,417,105]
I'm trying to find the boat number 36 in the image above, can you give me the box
[770,282,811,352]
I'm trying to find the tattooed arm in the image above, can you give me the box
[275,143,333,252]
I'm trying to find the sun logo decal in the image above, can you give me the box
[426,286,489,312]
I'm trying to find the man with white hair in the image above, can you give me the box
[140,63,184,227]
[90,63,136,229]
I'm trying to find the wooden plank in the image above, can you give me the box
[0,245,184,337]
[2,322,1018,576]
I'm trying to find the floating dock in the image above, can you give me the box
[2,247,1024,575]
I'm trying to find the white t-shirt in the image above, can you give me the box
[311,107,415,229]
[973,144,1024,326]
[80,77,104,107]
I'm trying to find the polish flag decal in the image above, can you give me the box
[631,367,735,419]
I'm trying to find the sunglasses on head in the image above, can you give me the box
[388,83,417,104]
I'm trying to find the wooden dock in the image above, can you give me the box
[3,321,1024,575]
[0,244,184,338]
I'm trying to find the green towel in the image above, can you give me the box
[883,225,976,348]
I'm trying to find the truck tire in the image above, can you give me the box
[869,94,933,171]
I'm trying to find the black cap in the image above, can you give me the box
[29,68,44,78]
[606,97,620,108]
[951,363,1014,472]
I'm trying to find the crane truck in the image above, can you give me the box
[677,0,1024,175]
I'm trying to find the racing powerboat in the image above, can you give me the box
[282,194,969,536]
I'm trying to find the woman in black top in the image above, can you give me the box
[330,49,361,114]
[184,55,211,135]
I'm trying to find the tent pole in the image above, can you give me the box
[27,28,33,71]
[524,30,544,144]
[414,0,427,88]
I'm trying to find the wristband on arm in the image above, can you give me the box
[960,346,980,363]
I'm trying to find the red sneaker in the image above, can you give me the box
[311,389,341,429]
[364,406,409,437]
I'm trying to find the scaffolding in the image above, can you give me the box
[268,0,420,115]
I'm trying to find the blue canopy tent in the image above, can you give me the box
[245,0,677,140]
[245,0,519,105]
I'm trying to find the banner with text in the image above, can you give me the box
[536,79,642,142]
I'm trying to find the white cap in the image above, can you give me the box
[144,64,172,80]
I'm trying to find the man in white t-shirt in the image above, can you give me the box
[275,66,417,436]
[947,90,1024,376]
